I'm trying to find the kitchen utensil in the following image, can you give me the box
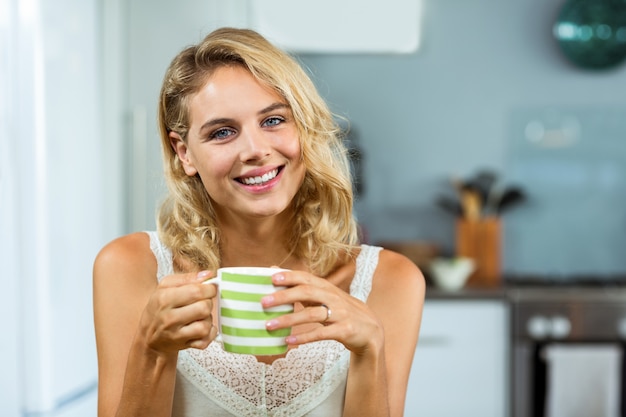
[461,188,482,221]
[470,169,498,204]
[497,187,526,214]
[436,195,463,217]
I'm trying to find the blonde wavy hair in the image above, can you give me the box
[157,27,359,276]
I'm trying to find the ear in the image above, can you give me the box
[169,131,198,177]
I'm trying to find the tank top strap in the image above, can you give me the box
[146,231,174,281]
[349,244,382,302]
[146,232,382,300]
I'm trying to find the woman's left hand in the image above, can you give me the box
[261,270,383,356]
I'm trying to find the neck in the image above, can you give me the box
[217,214,299,269]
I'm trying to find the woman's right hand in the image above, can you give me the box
[139,271,219,353]
[94,234,219,417]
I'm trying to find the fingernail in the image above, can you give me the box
[266,319,278,329]
[261,295,274,306]
[285,335,296,344]
[273,273,285,282]
[197,270,211,280]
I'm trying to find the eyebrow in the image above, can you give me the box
[198,102,291,135]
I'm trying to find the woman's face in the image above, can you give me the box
[171,65,306,222]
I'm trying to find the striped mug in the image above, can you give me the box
[204,267,293,355]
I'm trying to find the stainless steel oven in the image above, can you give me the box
[510,285,626,417]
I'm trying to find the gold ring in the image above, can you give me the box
[321,304,332,324]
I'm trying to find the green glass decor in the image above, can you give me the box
[553,0,626,69]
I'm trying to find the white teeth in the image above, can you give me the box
[241,169,278,185]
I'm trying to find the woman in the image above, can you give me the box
[93,27,424,417]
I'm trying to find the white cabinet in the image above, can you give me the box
[247,0,422,54]
[405,299,510,417]
[213,0,422,54]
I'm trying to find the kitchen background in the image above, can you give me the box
[2,0,625,416]
[123,0,626,279]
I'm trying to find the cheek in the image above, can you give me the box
[285,140,305,176]
[291,155,307,188]
[284,135,303,162]
[194,153,232,184]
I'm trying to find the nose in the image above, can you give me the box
[238,127,271,162]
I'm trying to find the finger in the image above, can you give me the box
[169,297,214,325]
[156,299,214,344]
[284,322,338,346]
[262,284,333,312]
[320,304,332,325]
[180,318,213,345]
[266,304,332,331]
[160,270,215,288]
[270,270,312,287]
[263,271,331,306]
[156,280,218,310]
[271,270,336,299]
[145,297,215,352]
[187,323,218,350]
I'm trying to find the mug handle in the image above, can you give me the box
[202,277,220,286]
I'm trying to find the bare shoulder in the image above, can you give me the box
[372,248,426,296]
[93,232,158,353]
[95,231,153,268]
[366,248,426,324]
[93,232,157,293]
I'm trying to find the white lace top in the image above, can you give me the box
[147,231,382,417]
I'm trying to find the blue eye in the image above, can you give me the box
[209,127,235,140]
[263,116,284,127]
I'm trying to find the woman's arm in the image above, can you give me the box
[353,250,425,417]
[262,249,425,417]
[93,232,217,417]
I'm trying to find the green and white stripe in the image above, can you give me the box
[218,269,292,355]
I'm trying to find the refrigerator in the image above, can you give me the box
[0,0,123,415]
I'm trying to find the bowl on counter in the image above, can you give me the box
[428,257,475,291]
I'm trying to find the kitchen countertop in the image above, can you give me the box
[426,284,508,300]
[426,281,626,302]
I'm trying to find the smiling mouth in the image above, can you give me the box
[237,167,281,186]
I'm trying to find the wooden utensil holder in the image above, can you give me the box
[455,217,501,287]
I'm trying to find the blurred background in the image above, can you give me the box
[1,0,625,416]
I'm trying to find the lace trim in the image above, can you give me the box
[147,231,173,280]
[178,340,349,417]
[350,245,382,302]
